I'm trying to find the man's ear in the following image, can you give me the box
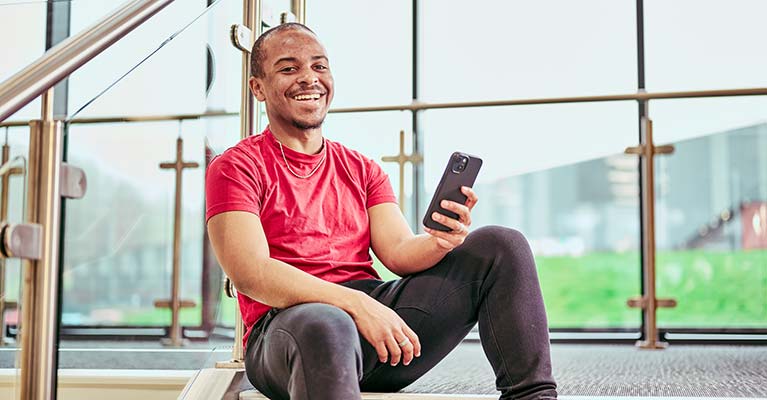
[249,77,266,101]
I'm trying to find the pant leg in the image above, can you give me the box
[244,303,363,400]
[357,226,557,400]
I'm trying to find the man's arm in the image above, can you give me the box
[369,186,479,276]
[207,210,421,366]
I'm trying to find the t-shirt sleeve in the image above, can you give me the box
[365,159,397,208]
[205,151,263,222]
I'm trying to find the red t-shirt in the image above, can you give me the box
[205,127,397,345]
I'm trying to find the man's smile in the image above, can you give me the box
[292,93,323,101]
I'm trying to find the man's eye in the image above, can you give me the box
[280,67,296,72]
[314,65,328,71]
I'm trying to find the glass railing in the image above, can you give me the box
[652,96,767,329]
[59,0,241,341]
[421,103,642,329]
[0,124,29,400]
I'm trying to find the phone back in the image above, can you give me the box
[423,152,483,231]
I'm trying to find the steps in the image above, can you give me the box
[239,391,495,399]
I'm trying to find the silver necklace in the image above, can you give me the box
[276,138,327,179]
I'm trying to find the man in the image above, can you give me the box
[206,23,557,400]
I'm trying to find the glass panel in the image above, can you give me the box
[307,0,412,108]
[67,1,212,117]
[645,0,767,91]
[57,0,241,359]
[0,124,29,398]
[422,102,641,328]
[64,120,205,327]
[421,0,637,102]
[652,96,767,328]
[0,0,48,120]
[206,0,251,115]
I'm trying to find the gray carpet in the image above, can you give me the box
[403,343,767,397]
[1,342,766,397]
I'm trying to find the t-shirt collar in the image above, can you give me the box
[264,126,326,164]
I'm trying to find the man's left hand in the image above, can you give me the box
[424,186,479,251]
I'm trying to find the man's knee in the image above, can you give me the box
[471,225,527,246]
[459,226,537,279]
[255,304,363,398]
[283,303,358,348]
[465,225,531,258]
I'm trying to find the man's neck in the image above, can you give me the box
[268,124,324,155]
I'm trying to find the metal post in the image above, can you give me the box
[382,130,423,212]
[19,89,64,400]
[239,0,261,139]
[625,111,677,349]
[46,0,71,120]
[216,0,262,365]
[156,137,198,347]
[291,0,306,24]
[639,115,661,349]
[216,278,244,368]
[229,297,245,363]
[411,0,422,229]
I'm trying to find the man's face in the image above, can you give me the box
[250,29,334,132]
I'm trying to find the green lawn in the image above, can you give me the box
[123,306,203,326]
[536,249,767,328]
[108,249,767,329]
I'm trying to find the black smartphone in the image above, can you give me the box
[423,152,483,232]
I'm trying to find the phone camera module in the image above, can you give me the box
[451,155,469,173]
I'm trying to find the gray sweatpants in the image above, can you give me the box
[244,226,558,400]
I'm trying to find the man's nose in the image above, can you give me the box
[297,68,319,85]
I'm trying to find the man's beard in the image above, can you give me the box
[291,116,325,130]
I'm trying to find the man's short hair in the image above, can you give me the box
[250,23,316,78]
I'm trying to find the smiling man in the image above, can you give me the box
[205,23,557,400]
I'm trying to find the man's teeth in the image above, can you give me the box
[293,94,321,100]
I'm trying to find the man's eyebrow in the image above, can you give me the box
[273,55,328,66]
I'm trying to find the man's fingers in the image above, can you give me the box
[395,335,415,366]
[403,326,421,359]
[431,212,465,233]
[385,336,403,366]
[374,341,389,364]
[440,200,472,226]
[461,186,479,209]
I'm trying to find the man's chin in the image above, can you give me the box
[291,118,325,130]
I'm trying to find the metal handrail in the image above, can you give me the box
[2,86,767,128]
[0,111,237,128]
[0,0,176,123]
[328,87,767,113]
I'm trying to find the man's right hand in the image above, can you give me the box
[346,291,421,367]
